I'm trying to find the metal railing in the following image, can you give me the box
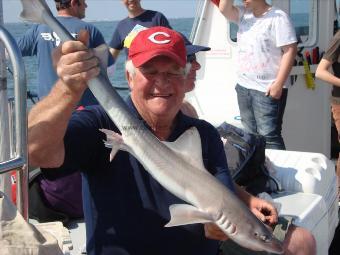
[0,25,28,220]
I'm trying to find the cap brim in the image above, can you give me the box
[131,49,186,68]
[185,44,211,56]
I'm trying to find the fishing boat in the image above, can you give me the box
[0,0,339,254]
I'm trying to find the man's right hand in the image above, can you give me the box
[52,30,100,95]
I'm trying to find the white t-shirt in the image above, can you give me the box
[236,6,297,92]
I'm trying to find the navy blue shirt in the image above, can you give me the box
[109,10,171,56]
[60,97,234,255]
[17,16,113,106]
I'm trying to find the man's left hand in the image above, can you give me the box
[265,82,283,99]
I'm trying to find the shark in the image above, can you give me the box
[19,0,284,253]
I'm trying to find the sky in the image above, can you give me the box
[1,0,198,23]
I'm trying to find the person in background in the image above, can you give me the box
[180,42,210,118]
[17,0,113,106]
[28,26,315,255]
[17,0,112,223]
[315,29,340,195]
[218,0,297,150]
[109,0,171,60]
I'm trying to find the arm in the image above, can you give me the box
[28,33,100,168]
[219,0,239,23]
[234,185,278,225]
[87,26,115,67]
[266,43,297,99]
[109,24,124,61]
[316,58,340,87]
[109,47,121,60]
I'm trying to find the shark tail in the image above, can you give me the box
[19,0,52,23]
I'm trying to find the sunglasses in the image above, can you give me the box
[187,54,197,63]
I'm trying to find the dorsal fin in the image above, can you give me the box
[163,127,206,171]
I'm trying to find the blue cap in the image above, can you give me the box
[182,34,210,56]
[185,43,211,56]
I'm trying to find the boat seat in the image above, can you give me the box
[266,149,339,255]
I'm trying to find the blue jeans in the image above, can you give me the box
[235,84,288,150]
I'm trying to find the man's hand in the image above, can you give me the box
[52,30,100,95]
[265,82,283,99]
[248,195,278,226]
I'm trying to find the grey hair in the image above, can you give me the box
[125,59,191,77]
[125,59,136,76]
[184,62,192,78]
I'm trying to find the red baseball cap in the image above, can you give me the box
[128,26,186,68]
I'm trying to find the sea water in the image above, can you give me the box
[3,18,194,102]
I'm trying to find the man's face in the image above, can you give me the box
[76,0,87,19]
[122,0,142,12]
[128,56,186,121]
[185,54,201,92]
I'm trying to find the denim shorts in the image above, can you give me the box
[219,216,293,255]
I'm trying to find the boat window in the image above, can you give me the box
[290,0,317,47]
[229,0,317,47]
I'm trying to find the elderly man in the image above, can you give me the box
[28,27,313,255]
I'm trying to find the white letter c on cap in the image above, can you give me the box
[148,32,171,44]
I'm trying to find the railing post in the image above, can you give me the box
[0,25,28,220]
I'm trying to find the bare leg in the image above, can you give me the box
[283,225,316,255]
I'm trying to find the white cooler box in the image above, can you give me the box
[265,149,338,255]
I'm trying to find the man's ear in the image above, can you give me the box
[125,70,133,90]
[71,0,81,7]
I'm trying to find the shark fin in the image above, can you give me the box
[93,44,109,72]
[163,127,206,171]
[165,204,213,227]
[20,0,53,24]
[99,129,130,161]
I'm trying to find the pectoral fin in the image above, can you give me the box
[165,204,213,227]
[100,129,130,161]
